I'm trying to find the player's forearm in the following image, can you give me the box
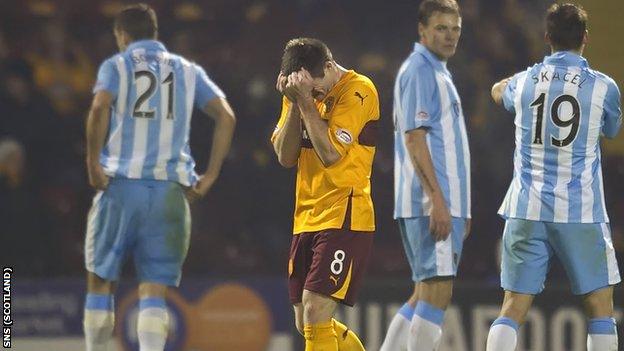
[491,77,511,105]
[85,104,110,165]
[203,110,236,179]
[405,130,446,204]
[297,98,341,167]
[273,105,302,168]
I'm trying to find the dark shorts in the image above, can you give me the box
[288,228,374,307]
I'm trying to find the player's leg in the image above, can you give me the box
[137,282,169,351]
[486,219,551,351]
[83,183,136,351]
[302,289,339,350]
[380,284,418,351]
[381,218,419,351]
[400,217,465,351]
[584,287,618,350]
[548,222,621,351]
[303,229,373,351]
[134,181,191,351]
[486,291,534,351]
[84,272,116,351]
[409,277,453,351]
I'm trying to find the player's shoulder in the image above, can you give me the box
[99,53,122,68]
[517,62,541,79]
[347,71,379,98]
[588,68,619,91]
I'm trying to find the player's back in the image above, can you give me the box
[95,40,224,186]
[499,51,622,223]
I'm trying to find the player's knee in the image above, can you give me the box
[583,288,613,317]
[302,299,332,323]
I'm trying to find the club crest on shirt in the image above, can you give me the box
[335,128,353,144]
[324,97,336,114]
[417,111,429,120]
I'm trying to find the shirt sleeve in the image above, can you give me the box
[194,64,226,109]
[327,82,380,156]
[602,79,622,139]
[92,58,119,97]
[502,73,521,113]
[397,64,440,132]
[270,96,291,143]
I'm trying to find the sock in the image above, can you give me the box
[83,293,114,351]
[304,321,338,351]
[137,297,169,351]
[587,317,618,351]
[408,301,444,351]
[380,303,414,351]
[332,319,365,351]
[486,317,518,351]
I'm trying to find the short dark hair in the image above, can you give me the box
[417,0,460,25]
[546,3,587,51]
[114,3,158,41]
[280,38,333,78]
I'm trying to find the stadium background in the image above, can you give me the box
[1,0,622,350]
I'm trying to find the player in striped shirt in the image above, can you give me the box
[83,4,235,351]
[487,4,621,351]
[381,1,471,350]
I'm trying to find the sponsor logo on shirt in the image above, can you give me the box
[417,111,429,120]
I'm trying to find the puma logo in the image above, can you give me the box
[354,91,368,105]
[329,275,339,286]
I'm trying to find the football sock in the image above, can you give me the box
[137,297,169,351]
[332,319,364,350]
[587,317,618,351]
[486,317,518,351]
[84,293,115,351]
[304,321,338,351]
[408,301,444,351]
[380,303,414,351]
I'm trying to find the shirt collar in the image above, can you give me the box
[413,42,448,72]
[543,51,588,68]
[125,40,167,53]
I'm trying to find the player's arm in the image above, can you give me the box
[602,80,622,139]
[188,97,236,202]
[85,91,113,190]
[272,73,302,168]
[186,65,235,202]
[491,76,512,105]
[398,65,450,240]
[404,129,451,241]
[287,69,341,167]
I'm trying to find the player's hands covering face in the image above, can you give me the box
[284,69,315,101]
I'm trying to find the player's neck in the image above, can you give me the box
[551,47,584,56]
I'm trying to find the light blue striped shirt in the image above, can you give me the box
[394,43,471,219]
[93,40,225,186]
[498,51,622,223]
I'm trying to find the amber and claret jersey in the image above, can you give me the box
[271,70,380,234]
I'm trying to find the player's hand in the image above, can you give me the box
[87,161,109,191]
[185,173,217,203]
[285,69,314,102]
[464,218,472,240]
[430,197,451,241]
[277,72,298,102]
